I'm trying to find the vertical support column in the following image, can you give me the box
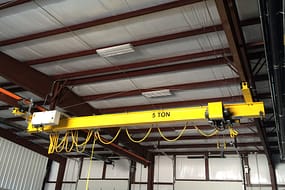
[129,160,136,190]
[243,154,251,186]
[55,158,67,190]
[255,119,277,190]
[102,161,107,179]
[205,153,209,181]
[41,159,53,190]
[147,154,155,190]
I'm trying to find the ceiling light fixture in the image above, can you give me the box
[142,89,172,98]
[96,43,135,57]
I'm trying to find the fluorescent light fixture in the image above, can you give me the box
[142,89,172,98]
[96,43,135,57]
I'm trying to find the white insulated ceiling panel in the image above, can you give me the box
[131,65,237,89]
[182,0,220,28]
[72,78,138,96]
[104,31,228,66]
[0,2,61,40]
[33,54,113,75]
[1,33,90,61]
[243,24,263,43]
[235,0,259,20]
[35,0,175,26]
[75,22,135,49]
[15,91,43,102]
[88,96,150,109]
[87,85,241,109]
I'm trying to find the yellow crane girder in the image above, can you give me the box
[27,101,264,133]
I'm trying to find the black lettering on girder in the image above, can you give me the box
[153,112,171,118]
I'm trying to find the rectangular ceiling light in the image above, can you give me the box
[142,89,172,98]
[96,43,135,57]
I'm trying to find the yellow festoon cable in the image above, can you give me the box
[71,130,93,153]
[194,125,219,137]
[65,131,74,153]
[85,133,97,190]
[126,127,152,143]
[96,128,122,145]
[229,126,238,138]
[157,122,188,142]
[55,132,68,153]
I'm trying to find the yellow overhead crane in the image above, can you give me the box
[26,82,264,133]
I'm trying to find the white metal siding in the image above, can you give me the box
[0,137,48,190]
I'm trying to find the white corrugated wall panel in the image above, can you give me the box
[248,154,271,184]
[176,156,205,180]
[0,136,48,190]
[154,156,174,183]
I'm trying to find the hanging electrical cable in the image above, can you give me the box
[157,122,188,142]
[85,133,98,190]
[229,126,239,138]
[65,131,74,153]
[96,128,122,145]
[126,127,152,143]
[194,125,219,137]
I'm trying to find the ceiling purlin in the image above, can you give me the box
[0,52,150,165]
[0,0,203,46]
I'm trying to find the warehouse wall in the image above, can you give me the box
[44,153,285,190]
[0,136,48,190]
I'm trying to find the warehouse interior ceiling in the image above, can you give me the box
[0,0,279,164]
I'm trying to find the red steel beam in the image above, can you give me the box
[98,95,243,114]
[215,0,252,83]
[0,0,203,46]
[136,133,258,142]
[67,57,228,86]
[126,123,256,133]
[25,25,223,66]
[145,142,263,149]
[0,52,149,165]
[157,150,267,155]
[0,0,31,10]
[82,77,240,101]
[54,48,229,80]
[22,18,259,66]
[0,52,97,116]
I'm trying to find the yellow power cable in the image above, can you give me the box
[65,131,74,153]
[157,122,188,142]
[85,133,97,190]
[229,127,238,138]
[48,133,56,154]
[71,130,93,147]
[194,125,219,137]
[55,132,68,153]
[126,127,152,143]
[96,128,122,145]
